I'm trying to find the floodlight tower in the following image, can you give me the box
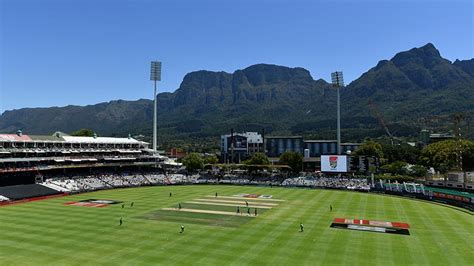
[150,61,162,152]
[331,71,344,155]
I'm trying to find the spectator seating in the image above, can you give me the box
[0,184,61,200]
[0,195,9,201]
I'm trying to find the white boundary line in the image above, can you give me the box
[161,208,256,217]
[206,196,285,202]
[194,198,278,206]
[186,201,273,209]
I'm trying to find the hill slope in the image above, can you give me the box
[1,43,473,144]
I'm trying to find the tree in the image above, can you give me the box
[203,154,219,165]
[420,139,474,173]
[71,128,95,137]
[381,143,421,164]
[245,153,270,165]
[380,161,408,175]
[354,140,384,158]
[182,153,204,172]
[279,151,303,173]
[408,164,427,177]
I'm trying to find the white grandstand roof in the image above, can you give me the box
[62,136,141,144]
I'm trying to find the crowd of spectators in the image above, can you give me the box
[41,172,197,192]
[40,170,370,193]
[281,176,370,190]
[195,172,288,186]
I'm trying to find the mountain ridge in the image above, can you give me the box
[1,44,473,145]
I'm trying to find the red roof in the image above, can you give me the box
[0,134,32,141]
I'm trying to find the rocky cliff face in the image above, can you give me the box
[1,44,473,141]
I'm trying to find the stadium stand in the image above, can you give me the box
[40,172,197,193]
[0,132,171,187]
[38,170,370,193]
[281,176,370,190]
[0,168,471,210]
[0,129,471,211]
[375,181,474,211]
[41,181,71,192]
[0,195,9,201]
[143,173,167,184]
[0,184,61,200]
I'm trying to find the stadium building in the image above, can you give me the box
[0,131,167,187]
[221,132,264,163]
[265,137,360,157]
[264,136,361,171]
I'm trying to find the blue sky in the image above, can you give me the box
[1,0,472,113]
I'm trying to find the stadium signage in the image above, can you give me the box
[321,155,348,172]
[432,192,471,203]
[65,199,122,207]
[330,218,410,235]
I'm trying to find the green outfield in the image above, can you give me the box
[0,185,472,265]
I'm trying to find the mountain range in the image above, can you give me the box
[1,43,473,148]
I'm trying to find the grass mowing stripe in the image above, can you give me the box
[396,195,429,265]
[298,190,341,266]
[280,189,330,265]
[417,201,472,265]
[229,192,299,264]
[0,185,472,265]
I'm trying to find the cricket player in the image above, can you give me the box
[300,223,304,232]
[119,217,123,226]
[180,225,185,233]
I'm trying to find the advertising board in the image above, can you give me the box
[321,155,348,172]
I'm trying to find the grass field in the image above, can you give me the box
[0,185,473,265]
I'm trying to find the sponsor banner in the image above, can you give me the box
[332,218,410,229]
[321,155,348,172]
[84,199,121,204]
[65,199,122,208]
[331,218,410,235]
[433,192,471,203]
[65,202,109,208]
[348,224,386,233]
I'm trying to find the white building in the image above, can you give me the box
[220,132,264,163]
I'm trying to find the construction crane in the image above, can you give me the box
[451,113,464,171]
[367,99,397,144]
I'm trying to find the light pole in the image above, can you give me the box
[150,61,162,152]
[331,71,344,155]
